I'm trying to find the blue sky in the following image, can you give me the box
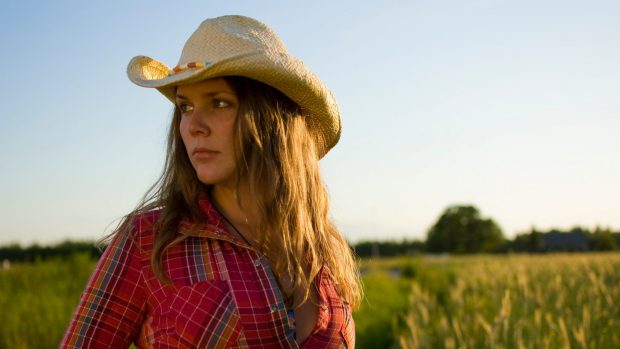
[1,0,619,245]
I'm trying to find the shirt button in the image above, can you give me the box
[254,258,261,267]
[270,305,278,313]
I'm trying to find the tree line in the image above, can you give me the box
[1,205,618,262]
[356,205,618,257]
[354,227,619,258]
[0,240,103,263]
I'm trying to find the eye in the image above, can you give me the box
[212,99,231,108]
[177,103,193,114]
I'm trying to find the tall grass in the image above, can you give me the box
[0,253,95,348]
[354,257,414,348]
[398,253,620,349]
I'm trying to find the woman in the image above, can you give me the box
[61,15,361,348]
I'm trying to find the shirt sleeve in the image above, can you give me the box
[59,228,147,348]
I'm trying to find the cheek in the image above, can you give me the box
[224,123,236,147]
[178,120,191,150]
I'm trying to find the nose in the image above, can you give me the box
[188,107,211,136]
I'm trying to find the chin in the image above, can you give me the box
[196,172,234,186]
[196,175,221,185]
[192,162,236,186]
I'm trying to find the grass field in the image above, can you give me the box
[1,253,618,348]
[396,254,620,348]
[0,253,95,349]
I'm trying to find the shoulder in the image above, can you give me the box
[131,209,162,234]
[114,208,163,255]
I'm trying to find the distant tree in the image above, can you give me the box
[589,227,617,251]
[353,239,426,258]
[426,205,504,253]
[511,233,530,252]
[613,232,620,247]
[510,228,544,252]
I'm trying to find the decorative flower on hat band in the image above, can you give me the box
[168,61,213,76]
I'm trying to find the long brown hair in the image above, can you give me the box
[107,76,361,309]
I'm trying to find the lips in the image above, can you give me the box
[192,147,219,159]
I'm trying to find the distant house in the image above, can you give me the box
[540,232,588,251]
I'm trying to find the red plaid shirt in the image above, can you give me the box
[60,196,355,348]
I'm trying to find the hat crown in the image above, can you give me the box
[178,15,287,66]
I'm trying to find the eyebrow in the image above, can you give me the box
[175,91,236,100]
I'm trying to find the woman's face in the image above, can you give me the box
[177,78,239,187]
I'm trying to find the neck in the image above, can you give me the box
[210,182,258,240]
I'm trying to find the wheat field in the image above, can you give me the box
[397,254,620,349]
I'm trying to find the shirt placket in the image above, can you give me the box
[206,232,298,348]
[251,253,299,348]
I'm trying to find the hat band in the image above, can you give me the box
[168,61,213,76]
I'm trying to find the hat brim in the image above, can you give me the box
[127,52,340,158]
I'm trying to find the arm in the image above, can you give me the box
[59,228,147,348]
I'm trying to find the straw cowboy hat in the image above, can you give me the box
[127,15,341,157]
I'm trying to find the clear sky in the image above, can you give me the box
[1,0,618,245]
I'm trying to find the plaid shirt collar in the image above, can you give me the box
[178,192,254,250]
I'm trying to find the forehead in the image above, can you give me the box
[175,77,235,97]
